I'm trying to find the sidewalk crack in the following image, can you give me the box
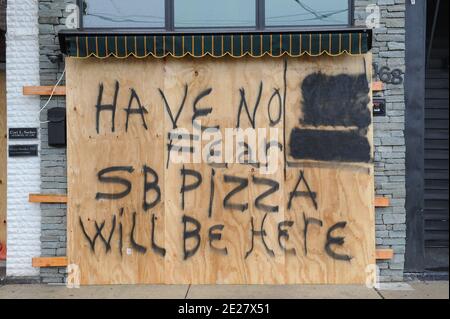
[184,284,191,299]
[374,288,385,299]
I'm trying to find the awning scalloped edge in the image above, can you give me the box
[59,30,372,59]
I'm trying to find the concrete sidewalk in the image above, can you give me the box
[0,281,448,299]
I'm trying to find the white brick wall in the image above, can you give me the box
[6,0,41,277]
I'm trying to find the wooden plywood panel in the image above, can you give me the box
[0,70,6,248]
[66,54,374,285]
[66,59,166,285]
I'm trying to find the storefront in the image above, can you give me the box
[3,0,446,285]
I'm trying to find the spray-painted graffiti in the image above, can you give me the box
[80,167,351,261]
[67,56,375,284]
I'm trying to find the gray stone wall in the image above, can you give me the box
[39,0,74,284]
[354,0,407,281]
[38,0,407,283]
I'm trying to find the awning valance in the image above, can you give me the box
[58,28,372,59]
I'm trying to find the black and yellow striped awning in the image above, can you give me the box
[59,29,372,59]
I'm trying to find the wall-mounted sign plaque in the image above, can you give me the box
[9,144,38,157]
[9,128,38,139]
[373,99,386,117]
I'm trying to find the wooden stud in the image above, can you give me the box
[32,257,69,268]
[31,250,394,268]
[375,249,394,260]
[22,83,383,96]
[372,81,383,92]
[23,86,66,96]
[22,83,384,96]
[375,197,390,207]
[23,83,383,96]
[29,194,68,204]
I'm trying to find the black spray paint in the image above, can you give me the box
[95,166,135,200]
[236,82,263,128]
[124,88,149,132]
[303,213,323,256]
[289,129,371,163]
[252,176,280,213]
[151,214,166,257]
[278,221,296,255]
[130,212,147,254]
[182,215,201,260]
[300,73,371,129]
[143,165,161,211]
[209,225,228,256]
[245,214,275,259]
[287,170,318,210]
[325,221,352,261]
[223,175,249,212]
[180,166,203,210]
[95,81,119,134]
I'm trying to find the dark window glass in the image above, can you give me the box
[265,0,349,26]
[81,0,351,29]
[82,0,165,28]
[174,0,256,28]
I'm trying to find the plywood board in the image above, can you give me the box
[0,70,6,248]
[66,54,375,285]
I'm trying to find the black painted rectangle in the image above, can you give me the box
[373,99,386,117]
[289,129,371,163]
[301,73,371,129]
[9,144,39,157]
[9,128,38,139]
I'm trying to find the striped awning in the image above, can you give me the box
[59,29,372,59]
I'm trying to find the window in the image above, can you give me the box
[82,0,165,28]
[174,0,256,28]
[80,0,351,29]
[265,0,350,27]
